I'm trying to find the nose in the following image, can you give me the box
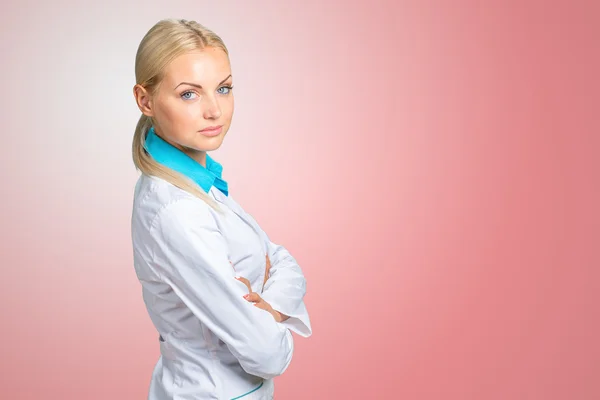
[203,96,222,120]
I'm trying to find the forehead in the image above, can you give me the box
[162,47,231,86]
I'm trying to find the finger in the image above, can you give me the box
[253,301,269,311]
[235,276,250,286]
[235,276,252,292]
[243,292,262,303]
[252,299,270,312]
[263,255,271,286]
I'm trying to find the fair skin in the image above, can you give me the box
[133,47,233,167]
[133,47,288,323]
[234,256,288,323]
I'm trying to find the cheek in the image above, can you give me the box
[157,99,197,128]
[222,97,235,121]
[154,99,175,124]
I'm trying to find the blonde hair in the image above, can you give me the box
[132,19,228,213]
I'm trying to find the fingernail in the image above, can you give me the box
[235,276,240,279]
[243,294,249,299]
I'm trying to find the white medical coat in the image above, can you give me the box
[131,173,312,399]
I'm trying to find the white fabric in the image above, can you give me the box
[131,174,312,399]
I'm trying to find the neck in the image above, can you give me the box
[153,128,207,168]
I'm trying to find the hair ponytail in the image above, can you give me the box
[132,114,223,213]
[132,19,230,214]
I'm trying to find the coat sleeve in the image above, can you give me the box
[259,234,313,338]
[149,197,294,380]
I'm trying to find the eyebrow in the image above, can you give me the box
[174,74,232,90]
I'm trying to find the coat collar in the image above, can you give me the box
[144,126,229,196]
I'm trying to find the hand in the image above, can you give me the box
[230,256,271,288]
[235,275,289,323]
[263,254,271,287]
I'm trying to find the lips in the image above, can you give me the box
[199,125,223,137]
[200,125,222,132]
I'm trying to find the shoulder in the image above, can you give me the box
[133,174,219,235]
[134,174,195,206]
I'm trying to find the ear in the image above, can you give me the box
[133,84,154,117]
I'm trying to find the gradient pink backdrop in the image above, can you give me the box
[1,0,598,398]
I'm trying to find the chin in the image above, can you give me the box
[197,136,225,152]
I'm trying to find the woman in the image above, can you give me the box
[130,19,312,400]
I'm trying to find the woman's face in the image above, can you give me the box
[136,47,234,160]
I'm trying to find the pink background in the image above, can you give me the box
[1,0,598,398]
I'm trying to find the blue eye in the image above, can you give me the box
[218,85,233,95]
[181,91,198,100]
